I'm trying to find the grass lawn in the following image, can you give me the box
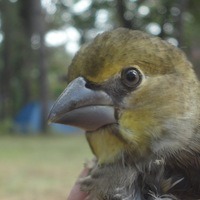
[0,134,92,200]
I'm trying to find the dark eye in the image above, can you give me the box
[121,67,142,88]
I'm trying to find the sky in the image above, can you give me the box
[43,0,92,55]
[42,0,178,55]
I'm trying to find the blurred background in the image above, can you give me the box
[0,0,200,199]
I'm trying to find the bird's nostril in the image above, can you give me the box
[85,82,92,89]
[85,81,100,90]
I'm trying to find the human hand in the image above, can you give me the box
[67,168,89,200]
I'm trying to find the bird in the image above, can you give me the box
[48,28,200,200]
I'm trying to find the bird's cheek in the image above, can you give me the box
[119,110,156,154]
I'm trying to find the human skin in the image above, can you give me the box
[67,168,89,200]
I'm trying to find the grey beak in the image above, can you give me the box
[48,77,116,131]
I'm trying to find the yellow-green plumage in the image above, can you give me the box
[67,29,192,82]
[68,28,199,163]
[49,28,200,199]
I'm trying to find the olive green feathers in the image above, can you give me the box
[49,28,200,199]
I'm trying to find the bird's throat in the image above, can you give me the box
[86,128,126,164]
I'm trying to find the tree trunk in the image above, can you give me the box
[176,0,189,47]
[31,0,49,133]
[0,1,14,119]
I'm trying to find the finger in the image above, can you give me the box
[67,168,89,200]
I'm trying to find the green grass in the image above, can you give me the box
[0,134,92,200]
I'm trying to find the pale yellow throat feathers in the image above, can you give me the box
[86,129,126,164]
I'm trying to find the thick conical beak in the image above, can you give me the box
[48,77,116,131]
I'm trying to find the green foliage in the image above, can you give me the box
[0,118,13,135]
[47,46,72,99]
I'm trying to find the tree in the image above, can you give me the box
[0,0,49,132]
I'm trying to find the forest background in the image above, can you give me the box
[0,0,200,132]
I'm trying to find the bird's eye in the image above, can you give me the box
[121,67,142,88]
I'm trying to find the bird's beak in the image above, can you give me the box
[48,77,116,131]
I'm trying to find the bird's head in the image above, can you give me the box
[48,28,200,165]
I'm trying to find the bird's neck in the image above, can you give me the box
[86,127,126,164]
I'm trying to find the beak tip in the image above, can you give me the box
[47,112,57,124]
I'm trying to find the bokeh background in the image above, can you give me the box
[0,0,200,199]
